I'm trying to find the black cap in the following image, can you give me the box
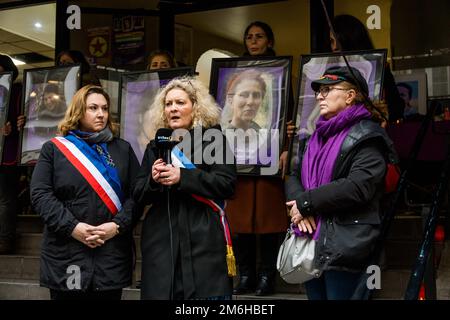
[311,66,369,96]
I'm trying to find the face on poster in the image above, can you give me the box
[210,56,292,176]
[20,65,80,165]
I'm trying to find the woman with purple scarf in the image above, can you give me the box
[285,66,396,300]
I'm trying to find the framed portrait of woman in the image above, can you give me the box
[210,56,292,176]
[288,49,387,173]
[119,66,194,163]
[19,64,81,165]
[0,71,13,163]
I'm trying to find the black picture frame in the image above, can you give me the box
[0,71,13,164]
[288,49,387,174]
[119,66,194,162]
[210,56,292,176]
[19,64,81,165]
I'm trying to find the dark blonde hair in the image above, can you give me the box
[58,85,117,136]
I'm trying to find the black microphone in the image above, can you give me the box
[155,128,174,165]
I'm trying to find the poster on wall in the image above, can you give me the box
[87,26,111,66]
[113,15,145,67]
[394,72,428,117]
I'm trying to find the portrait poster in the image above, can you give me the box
[112,15,145,66]
[20,64,81,165]
[395,72,427,117]
[0,71,13,163]
[210,56,292,176]
[119,67,194,162]
[289,49,386,173]
[87,26,112,66]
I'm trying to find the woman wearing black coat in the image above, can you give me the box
[285,66,397,300]
[133,77,236,300]
[30,85,140,300]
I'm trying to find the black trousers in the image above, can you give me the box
[234,233,283,279]
[50,288,123,300]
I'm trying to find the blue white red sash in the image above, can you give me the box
[51,136,122,215]
[171,145,236,277]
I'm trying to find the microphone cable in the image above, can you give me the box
[167,185,175,300]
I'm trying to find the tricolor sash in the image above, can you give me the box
[52,136,122,215]
[171,145,236,277]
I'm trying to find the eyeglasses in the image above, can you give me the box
[314,86,349,98]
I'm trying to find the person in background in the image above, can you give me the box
[56,50,101,86]
[133,77,236,300]
[227,21,290,296]
[0,54,25,254]
[330,14,404,123]
[285,66,396,300]
[146,50,177,71]
[30,85,140,300]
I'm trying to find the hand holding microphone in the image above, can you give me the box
[158,165,180,186]
[152,158,165,183]
[154,128,180,186]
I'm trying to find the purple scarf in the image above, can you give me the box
[294,103,371,239]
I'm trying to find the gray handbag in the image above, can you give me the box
[276,227,322,284]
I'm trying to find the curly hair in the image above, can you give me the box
[58,85,117,136]
[145,76,221,140]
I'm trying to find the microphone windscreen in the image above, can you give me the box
[155,128,173,149]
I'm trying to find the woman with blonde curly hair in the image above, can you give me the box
[133,76,237,300]
[30,85,140,300]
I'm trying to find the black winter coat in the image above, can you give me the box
[133,128,236,300]
[285,120,397,272]
[30,138,140,291]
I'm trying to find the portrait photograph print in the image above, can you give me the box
[210,56,292,176]
[0,71,13,163]
[19,64,81,165]
[289,49,387,173]
[119,66,194,162]
[394,72,427,118]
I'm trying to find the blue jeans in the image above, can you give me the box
[305,270,363,300]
